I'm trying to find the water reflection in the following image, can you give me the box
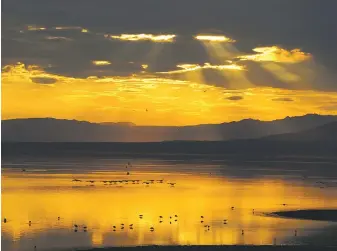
[2,159,337,250]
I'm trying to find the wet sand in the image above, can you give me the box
[78,245,337,251]
[266,209,337,222]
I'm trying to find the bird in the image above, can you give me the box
[242,230,244,235]
[29,221,32,226]
[74,224,78,228]
[294,230,297,236]
[201,216,204,219]
[127,172,130,175]
[150,227,154,232]
[129,224,133,227]
[57,217,60,220]
[139,214,143,218]
[231,206,235,210]
[22,169,26,172]
[83,226,87,229]
[159,221,163,223]
[146,109,148,112]
[252,209,255,214]
[72,179,81,182]
[174,215,178,217]
[113,226,116,228]
[201,221,204,223]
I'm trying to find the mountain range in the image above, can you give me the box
[2,114,337,142]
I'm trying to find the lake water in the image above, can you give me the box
[2,157,337,250]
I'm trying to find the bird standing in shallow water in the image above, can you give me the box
[3,218,7,223]
[242,230,244,235]
[294,230,297,236]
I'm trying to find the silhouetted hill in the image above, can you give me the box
[262,121,337,141]
[2,114,337,142]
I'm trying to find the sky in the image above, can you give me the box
[2,0,337,126]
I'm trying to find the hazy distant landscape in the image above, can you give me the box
[2,114,337,142]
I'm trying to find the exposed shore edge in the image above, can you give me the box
[75,245,336,251]
[265,209,337,222]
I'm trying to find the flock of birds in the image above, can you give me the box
[71,162,177,187]
[3,210,300,239]
[72,178,176,187]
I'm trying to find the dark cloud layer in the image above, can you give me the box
[31,77,58,84]
[226,96,244,101]
[271,98,294,102]
[2,0,337,91]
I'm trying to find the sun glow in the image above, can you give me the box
[2,63,337,126]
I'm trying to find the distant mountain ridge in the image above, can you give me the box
[262,121,337,141]
[2,114,337,142]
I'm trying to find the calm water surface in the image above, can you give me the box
[2,157,337,250]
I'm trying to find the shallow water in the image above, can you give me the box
[2,157,337,251]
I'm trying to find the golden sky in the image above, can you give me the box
[2,32,337,125]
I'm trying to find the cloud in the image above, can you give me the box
[237,46,311,63]
[45,36,72,41]
[92,61,111,66]
[107,34,176,43]
[158,63,245,74]
[271,97,294,102]
[226,96,243,101]
[30,77,57,84]
[195,35,235,43]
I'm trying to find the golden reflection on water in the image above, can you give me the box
[2,167,337,250]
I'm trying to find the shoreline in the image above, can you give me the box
[265,209,337,222]
[73,245,337,251]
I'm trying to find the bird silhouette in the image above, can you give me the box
[3,218,7,223]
